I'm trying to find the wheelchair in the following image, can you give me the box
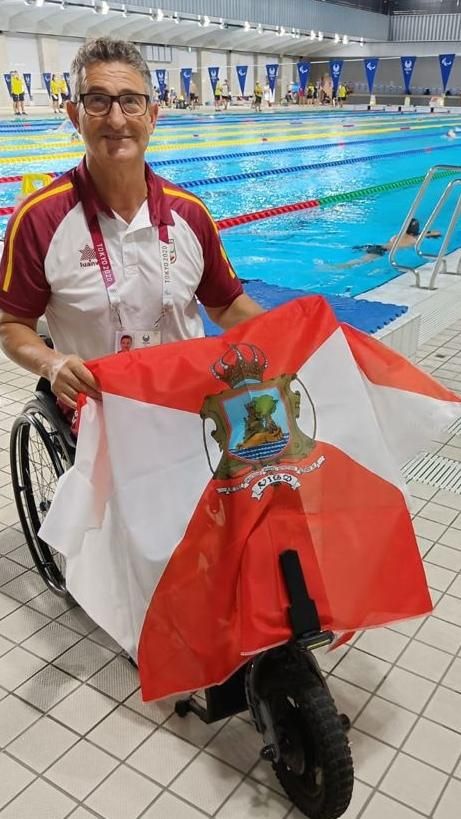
[10,377,75,597]
[10,382,354,819]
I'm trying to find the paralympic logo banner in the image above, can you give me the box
[63,72,71,95]
[401,56,416,95]
[364,59,379,94]
[155,69,167,95]
[297,62,311,93]
[236,65,248,96]
[3,74,12,97]
[208,66,220,94]
[23,73,32,100]
[439,54,455,92]
[329,60,344,96]
[266,64,279,94]
[180,68,192,97]
[42,72,52,97]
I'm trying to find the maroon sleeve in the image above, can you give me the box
[0,206,50,319]
[185,199,244,308]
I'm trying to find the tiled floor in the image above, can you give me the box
[1,324,461,819]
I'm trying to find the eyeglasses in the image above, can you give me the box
[79,93,150,117]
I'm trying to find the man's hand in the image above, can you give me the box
[47,354,100,409]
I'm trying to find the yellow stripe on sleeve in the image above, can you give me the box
[2,181,74,293]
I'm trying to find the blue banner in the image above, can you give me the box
[266,64,279,94]
[364,59,379,94]
[23,73,32,100]
[236,65,248,96]
[329,60,344,96]
[63,72,71,97]
[155,69,167,95]
[42,72,51,97]
[297,62,310,93]
[401,56,416,95]
[180,68,192,97]
[4,73,12,98]
[208,66,220,94]
[439,54,455,92]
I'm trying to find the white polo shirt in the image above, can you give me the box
[0,160,242,360]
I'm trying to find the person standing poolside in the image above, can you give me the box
[10,71,26,116]
[0,38,263,409]
[50,74,62,115]
[253,81,263,112]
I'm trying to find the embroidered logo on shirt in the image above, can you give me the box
[169,238,176,264]
[79,244,98,269]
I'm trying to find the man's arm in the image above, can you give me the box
[0,311,100,409]
[205,293,264,331]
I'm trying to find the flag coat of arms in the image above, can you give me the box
[40,297,461,701]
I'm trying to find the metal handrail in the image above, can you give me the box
[388,164,461,289]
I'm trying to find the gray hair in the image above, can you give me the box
[70,37,153,101]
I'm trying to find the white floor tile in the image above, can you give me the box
[419,502,459,525]
[376,666,436,713]
[413,517,447,542]
[0,753,35,809]
[416,616,461,654]
[355,628,409,663]
[360,791,426,818]
[21,621,82,662]
[0,590,21,619]
[46,738,118,800]
[142,791,206,818]
[0,604,50,643]
[127,726,198,786]
[54,636,114,682]
[87,655,139,702]
[434,593,461,627]
[332,648,391,692]
[0,645,46,689]
[215,780,290,818]
[7,715,78,773]
[85,764,161,819]
[355,697,418,748]
[348,729,396,786]
[403,717,461,773]
[442,657,461,692]
[380,753,447,814]
[423,562,456,592]
[15,664,80,712]
[439,528,461,550]
[0,694,41,746]
[425,543,461,571]
[396,640,453,682]
[163,708,227,749]
[0,777,77,819]
[206,717,265,773]
[49,684,117,734]
[87,704,155,760]
[424,685,461,732]
[170,751,243,814]
[326,676,371,722]
[433,778,461,819]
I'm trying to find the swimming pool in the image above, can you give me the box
[1,108,461,297]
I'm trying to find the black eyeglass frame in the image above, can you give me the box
[78,93,150,116]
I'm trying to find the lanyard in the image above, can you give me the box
[88,215,173,329]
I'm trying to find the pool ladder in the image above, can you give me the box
[388,163,461,289]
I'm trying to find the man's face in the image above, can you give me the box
[67,61,158,166]
[120,336,132,352]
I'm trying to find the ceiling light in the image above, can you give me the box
[334,33,340,43]
[173,11,179,23]
[100,0,109,14]
[280,26,285,36]
[203,15,210,27]
[257,22,263,34]
[36,0,44,6]
[342,34,349,45]
[359,36,364,46]
[121,2,127,17]
[219,17,225,29]
[310,29,316,40]
[318,31,324,41]
[156,8,163,21]
[244,21,251,31]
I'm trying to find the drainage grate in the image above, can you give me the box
[403,453,461,493]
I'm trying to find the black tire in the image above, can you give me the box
[262,658,353,819]
[10,397,75,597]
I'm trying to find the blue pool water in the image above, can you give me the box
[1,109,461,297]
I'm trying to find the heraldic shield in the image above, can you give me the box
[200,344,316,479]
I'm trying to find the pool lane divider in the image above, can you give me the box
[0,167,457,223]
[0,130,445,186]
[215,169,458,231]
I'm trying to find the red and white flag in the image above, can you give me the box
[40,296,461,701]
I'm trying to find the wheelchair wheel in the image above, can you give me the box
[10,397,75,597]
[262,661,353,819]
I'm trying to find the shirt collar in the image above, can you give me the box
[75,158,174,228]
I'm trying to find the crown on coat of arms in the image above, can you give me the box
[211,344,268,388]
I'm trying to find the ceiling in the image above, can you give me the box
[0,0,375,58]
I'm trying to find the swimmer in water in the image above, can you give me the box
[336,218,441,269]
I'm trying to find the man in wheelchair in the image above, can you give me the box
[0,37,262,412]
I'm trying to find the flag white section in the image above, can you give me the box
[40,394,215,657]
